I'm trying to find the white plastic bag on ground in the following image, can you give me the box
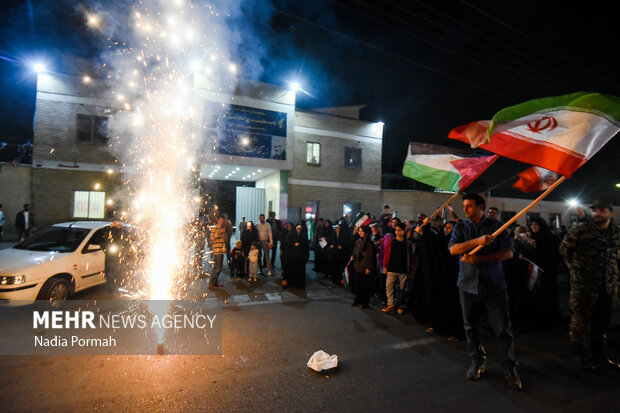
[307,350,338,371]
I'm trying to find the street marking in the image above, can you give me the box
[232,295,251,303]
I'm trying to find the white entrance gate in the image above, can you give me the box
[236,186,265,228]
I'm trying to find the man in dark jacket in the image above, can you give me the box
[15,204,34,241]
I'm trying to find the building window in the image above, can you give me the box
[77,114,108,143]
[73,191,106,219]
[344,147,362,168]
[306,142,320,165]
[549,213,561,229]
[343,202,361,219]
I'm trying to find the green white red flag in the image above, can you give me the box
[448,92,620,178]
[402,142,498,192]
[354,214,371,227]
[513,166,559,193]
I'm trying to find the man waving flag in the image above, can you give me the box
[448,92,620,177]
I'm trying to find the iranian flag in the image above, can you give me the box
[513,166,559,193]
[402,142,498,192]
[354,213,371,227]
[449,92,620,177]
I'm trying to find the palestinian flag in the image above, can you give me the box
[449,92,620,177]
[513,166,559,193]
[402,142,498,192]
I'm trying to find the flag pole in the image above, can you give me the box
[467,175,567,255]
[415,191,460,232]
[429,191,461,219]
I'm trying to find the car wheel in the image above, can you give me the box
[39,278,70,309]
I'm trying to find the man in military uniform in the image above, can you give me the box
[560,200,620,371]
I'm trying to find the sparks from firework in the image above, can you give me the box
[98,0,239,342]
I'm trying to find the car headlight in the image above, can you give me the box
[0,275,26,285]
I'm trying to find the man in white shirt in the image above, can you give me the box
[256,213,274,276]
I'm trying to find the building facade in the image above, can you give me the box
[0,61,612,240]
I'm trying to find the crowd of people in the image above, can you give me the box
[195,197,619,390]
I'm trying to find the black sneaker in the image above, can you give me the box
[505,368,523,390]
[466,364,486,380]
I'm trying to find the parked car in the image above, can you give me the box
[0,221,126,307]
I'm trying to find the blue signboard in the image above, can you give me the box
[205,102,287,160]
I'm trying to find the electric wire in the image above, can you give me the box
[408,0,592,91]
[333,0,558,94]
[459,0,618,88]
[272,6,514,101]
[382,0,580,92]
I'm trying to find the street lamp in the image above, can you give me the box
[289,81,301,92]
[32,63,46,73]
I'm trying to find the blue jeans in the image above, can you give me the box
[210,254,224,286]
[459,289,517,372]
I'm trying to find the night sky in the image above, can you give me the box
[1,0,619,204]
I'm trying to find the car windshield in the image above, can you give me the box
[13,227,91,252]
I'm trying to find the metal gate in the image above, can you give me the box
[235,186,265,226]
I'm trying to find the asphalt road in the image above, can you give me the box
[1,259,620,412]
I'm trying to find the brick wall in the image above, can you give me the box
[0,164,32,241]
[32,168,122,230]
[288,184,383,221]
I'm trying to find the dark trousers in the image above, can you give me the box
[270,242,278,267]
[460,289,517,372]
[353,270,371,306]
[571,281,613,358]
[209,254,224,286]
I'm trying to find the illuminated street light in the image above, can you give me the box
[567,198,580,208]
[616,183,620,188]
[32,63,46,73]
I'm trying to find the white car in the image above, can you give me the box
[0,221,123,307]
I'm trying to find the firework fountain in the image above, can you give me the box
[95,0,246,353]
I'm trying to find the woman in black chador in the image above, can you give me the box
[328,223,351,286]
[409,219,450,334]
[520,217,562,328]
[437,221,464,338]
[284,224,309,288]
[279,223,294,287]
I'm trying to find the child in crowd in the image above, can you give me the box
[230,240,244,281]
[248,242,259,282]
